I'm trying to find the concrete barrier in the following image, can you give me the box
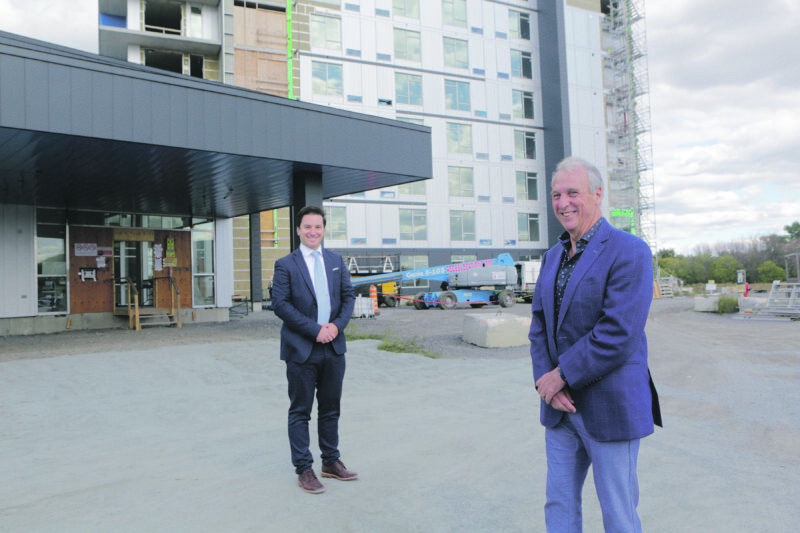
[462,313,531,348]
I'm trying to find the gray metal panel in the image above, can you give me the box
[537,2,571,247]
[0,30,432,218]
[0,204,36,318]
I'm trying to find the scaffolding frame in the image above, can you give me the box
[603,0,656,251]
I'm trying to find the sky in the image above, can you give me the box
[1,0,798,255]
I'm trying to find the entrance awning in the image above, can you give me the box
[0,31,432,218]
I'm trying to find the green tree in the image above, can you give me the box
[757,260,785,282]
[658,248,675,259]
[707,254,744,284]
[785,221,800,240]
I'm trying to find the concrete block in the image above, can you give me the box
[462,313,531,348]
[694,296,718,312]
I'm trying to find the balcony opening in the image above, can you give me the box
[145,1,182,35]
[145,49,183,74]
[190,54,204,78]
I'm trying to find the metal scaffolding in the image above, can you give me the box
[602,0,656,250]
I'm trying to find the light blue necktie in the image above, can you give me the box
[313,251,331,324]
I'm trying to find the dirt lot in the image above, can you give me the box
[1,296,799,532]
[0,295,795,361]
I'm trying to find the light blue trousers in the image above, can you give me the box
[544,412,641,533]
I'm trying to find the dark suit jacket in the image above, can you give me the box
[529,218,661,442]
[272,247,356,363]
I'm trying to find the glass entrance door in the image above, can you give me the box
[114,241,154,307]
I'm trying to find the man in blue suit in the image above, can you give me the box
[272,205,357,494]
[529,157,661,531]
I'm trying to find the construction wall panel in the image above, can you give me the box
[0,204,36,318]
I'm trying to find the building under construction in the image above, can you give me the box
[602,0,657,249]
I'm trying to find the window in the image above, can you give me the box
[511,49,533,78]
[326,206,347,240]
[192,221,215,307]
[516,171,538,200]
[509,10,530,40]
[450,210,475,241]
[312,61,343,97]
[443,37,469,69]
[400,255,428,289]
[189,7,202,38]
[513,89,534,119]
[396,73,423,105]
[311,14,341,50]
[451,254,476,263]
[447,123,472,154]
[518,213,540,241]
[394,0,419,18]
[448,166,474,197]
[515,130,536,159]
[398,180,426,195]
[399,208,427,241]
[442,0,467,28]
[445,80,470,111]
[36,208,67,314]
[394,28,422,62]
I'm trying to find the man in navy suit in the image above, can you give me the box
[272,205,357,494]
[529,157,661,531]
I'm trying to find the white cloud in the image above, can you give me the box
[0,0,98,52]
[647,0,800,254]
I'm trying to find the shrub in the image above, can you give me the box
[717,295,739,314]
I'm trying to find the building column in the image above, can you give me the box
[538,1,571,245]
[290,168,323,251]
[249,213,262,307]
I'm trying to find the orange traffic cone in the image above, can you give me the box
[369,285,379,315]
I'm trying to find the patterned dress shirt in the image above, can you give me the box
[554,217,605,323]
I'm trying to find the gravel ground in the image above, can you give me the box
[1,296,693,362]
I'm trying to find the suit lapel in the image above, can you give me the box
[292,248,315,296]
[556,221,610,330]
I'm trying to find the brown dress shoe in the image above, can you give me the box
[298,468,325,494]
[321,460,359,481]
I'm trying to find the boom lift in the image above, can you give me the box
[349,254,520,310]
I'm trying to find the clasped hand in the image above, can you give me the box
[535,368,577,413]
[316,323,338,344]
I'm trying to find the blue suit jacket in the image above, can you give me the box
[272,247,356,363]
[529,219,661,441]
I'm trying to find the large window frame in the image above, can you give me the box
[516,170,539,201]
[450,210,475,241]
[399,208,427,241]
[442,0,467,28]
[311,14,342,50]
[443,37,469,69]
[511,49,533,79]
[394,28,422,62]
[512,89,534,119]
[326,206,347,241]
[445,79,470,111]
[192,221,215,307]
[509,10,531,40]
[518,212,540,242]
[448,166,474,198]
[395,72,423,105]
[311,60,343,98]
[36,208,68,314]
[447,122,473,154]
[393,0,419,19]
[515,130,536,159]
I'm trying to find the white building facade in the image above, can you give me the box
[292,0,608,279]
